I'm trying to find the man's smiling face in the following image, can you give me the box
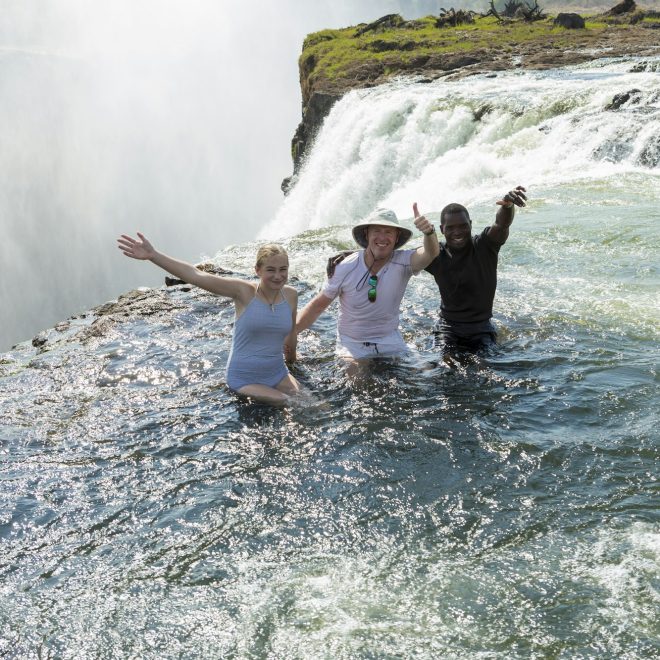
[441,211,472,251]
[366,225,399,260]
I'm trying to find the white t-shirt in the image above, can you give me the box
[322,249,418,342]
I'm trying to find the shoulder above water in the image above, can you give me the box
[331,250,362,274]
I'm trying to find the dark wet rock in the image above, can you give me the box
[605,89,643,110]
[67,285,230,346]
[164,262,233,287]
[412,57,432,69]
[286,91,341,187]
[75,317,118,343]
[629,61,654,72]
[20,264,251,353]
[32,333,48,348]
[554,13,585,29]
[593,137,634,163]
[445,55,481,71]
[473,104,493,121]
[362,39,418,53]
[638,135,660,167]
[607,0,636,15]
[281,175,296,194]
[354,14,405,37]
[92,289,185,318]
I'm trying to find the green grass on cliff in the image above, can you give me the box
[299,13,638,89]
[302,16,500,79]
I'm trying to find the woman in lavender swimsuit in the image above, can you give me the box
[117,234,301,406]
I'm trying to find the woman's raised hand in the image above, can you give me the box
[117,232,156,260]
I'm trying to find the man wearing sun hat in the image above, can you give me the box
[295,204,439,361]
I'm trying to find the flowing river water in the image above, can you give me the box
[1,57,659,657]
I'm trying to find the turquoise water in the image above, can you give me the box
[1,59,659,657]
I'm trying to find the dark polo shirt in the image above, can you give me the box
[424,227,505,323]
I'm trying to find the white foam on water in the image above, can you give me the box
[568,522,660,649]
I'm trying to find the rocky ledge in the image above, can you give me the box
[283,1,660,191]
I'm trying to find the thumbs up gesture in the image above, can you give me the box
[413,202,435,236]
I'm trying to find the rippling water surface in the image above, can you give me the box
[1,59,659,658]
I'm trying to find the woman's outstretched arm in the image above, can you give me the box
[117,232,252,300]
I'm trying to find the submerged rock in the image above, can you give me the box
[27,269,236,352]
[637,135,660,167]
[31,333,48,348]
[605,89,643,110]
[473,104,493,121]
[164,262,233,287]
[592,137,634,163]
[629,60,660,72]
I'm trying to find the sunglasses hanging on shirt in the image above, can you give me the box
[368,275,378,303]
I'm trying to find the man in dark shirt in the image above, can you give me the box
[425,186,527,351]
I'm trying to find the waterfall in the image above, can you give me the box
[263,58,660,238]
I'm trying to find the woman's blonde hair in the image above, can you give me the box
[255,244,288,269]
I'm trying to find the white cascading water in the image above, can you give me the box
[262,58,660,238]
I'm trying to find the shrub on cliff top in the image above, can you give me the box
[487,0,547,21]
[436,8,476,27]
